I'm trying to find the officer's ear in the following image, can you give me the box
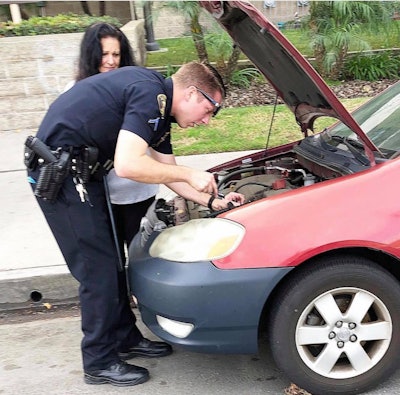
[185,85,197,103]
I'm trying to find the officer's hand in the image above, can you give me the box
[210,192,245,211]
[224,192,245,205]
[188,169,218,196]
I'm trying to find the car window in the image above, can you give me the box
[327,83,400,152]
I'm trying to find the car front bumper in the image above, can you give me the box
[128,236,292,354]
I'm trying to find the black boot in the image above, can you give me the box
[84,360,149,386]
[118,338,173,359]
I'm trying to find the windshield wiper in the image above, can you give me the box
[331,135,370,166]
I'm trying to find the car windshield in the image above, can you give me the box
[325,82,400,155]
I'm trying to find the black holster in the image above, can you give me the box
[34,151,71,202]
[24,136,71,202]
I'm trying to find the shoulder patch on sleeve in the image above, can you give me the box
[157,94,167,119]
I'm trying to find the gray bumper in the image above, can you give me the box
[128,235,291,354]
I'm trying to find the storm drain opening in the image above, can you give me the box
[30,290,43,303]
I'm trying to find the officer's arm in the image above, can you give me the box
[149,149,217,207]
[114,129,218,196]
[150,149,244,209]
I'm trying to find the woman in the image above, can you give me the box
[64,22,171,386]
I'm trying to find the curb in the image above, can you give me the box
[0,267,79,312]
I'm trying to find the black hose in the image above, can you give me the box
[217,166,265,189]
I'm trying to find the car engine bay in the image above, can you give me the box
[150,150,336,228]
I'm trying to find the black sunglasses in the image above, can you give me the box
[195,87,221,117]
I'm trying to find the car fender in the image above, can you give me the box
[213,159,400,269]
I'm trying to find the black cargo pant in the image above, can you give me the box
[30,174,142,371]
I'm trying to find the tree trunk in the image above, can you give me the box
[99,1,106,16]
[80,1,92,16]
[190,16,208,62]
[313,43,327,77]
[131,1,138,20]
[224,45,242,86]
[330,46,347,80]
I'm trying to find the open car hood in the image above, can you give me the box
[200,1,380,161]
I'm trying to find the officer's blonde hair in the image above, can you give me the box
[173,61,226,98]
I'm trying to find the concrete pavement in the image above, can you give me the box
[1,313,398,395]
[0,128,258,310]
[0,313,295,395]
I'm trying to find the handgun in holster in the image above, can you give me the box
[24,135,71,202]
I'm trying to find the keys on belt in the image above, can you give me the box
[73,176,92,206]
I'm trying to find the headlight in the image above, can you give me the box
[149,218,245,262]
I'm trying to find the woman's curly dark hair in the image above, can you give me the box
[76,22,135,81]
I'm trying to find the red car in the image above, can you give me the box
[128,2,400,394]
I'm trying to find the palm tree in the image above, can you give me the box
[308,1,394,79]
[166,1,244,86]
[167,1,208,62]
[205,30,242,86]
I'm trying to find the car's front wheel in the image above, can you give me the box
[269,255,400,395]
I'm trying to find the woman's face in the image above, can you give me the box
[99,36,121,73]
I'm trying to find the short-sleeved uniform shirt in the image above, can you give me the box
[36,66,174,166]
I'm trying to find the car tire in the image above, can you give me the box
[268,254,400,395]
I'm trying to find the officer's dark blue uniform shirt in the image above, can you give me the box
[36,66,174,166]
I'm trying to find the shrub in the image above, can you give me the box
[163,64,180,78]
[344,51,400,81]
[0,13,121,37]
[230,67,262,88]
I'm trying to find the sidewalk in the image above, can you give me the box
[0,129,258,311]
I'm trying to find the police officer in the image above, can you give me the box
[26,61,244,387]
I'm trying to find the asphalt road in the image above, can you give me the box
[1,307,400,395]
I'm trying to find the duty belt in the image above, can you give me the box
[24,136,113,203]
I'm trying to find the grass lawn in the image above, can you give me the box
[171,97,369,156]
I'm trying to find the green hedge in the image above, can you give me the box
[0,13,121,37]
[344,51,400,81]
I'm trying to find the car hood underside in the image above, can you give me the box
[200,1,379,162]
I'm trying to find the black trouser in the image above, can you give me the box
[112,196,155,297]
[31,174,142,371]
[112,196,156,257]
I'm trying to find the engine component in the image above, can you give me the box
[142,154,324,233]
